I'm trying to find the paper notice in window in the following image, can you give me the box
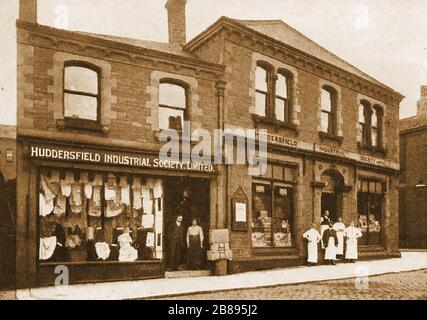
[142,214,154,228]
[155,213,163,231]
[146,232,155,247]
[235,202,247,222]
[143,199,153,214]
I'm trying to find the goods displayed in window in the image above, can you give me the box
[357,179,383,246]
[251,179,294,248]
[38,169,163,263]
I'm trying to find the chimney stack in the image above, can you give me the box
[417,85,427,118]
[165,0,187,47]
[19,0,37,24]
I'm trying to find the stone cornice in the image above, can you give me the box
[16,20,225,79]
[186,17,405,106]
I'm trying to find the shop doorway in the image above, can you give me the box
[320,169,345,224]
[163,177,210,272]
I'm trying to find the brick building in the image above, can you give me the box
[16,0,403,288]
[0,125,16,182]
[399,86,427,248]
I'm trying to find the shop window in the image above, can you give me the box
[357,179,384,246]
[275,71,292,123]
[251,165,296,248]
[159,81,187,131]
[320,86,337,135]
[64,62,100,122]
[38,169,164,263]
[254,64,271,117]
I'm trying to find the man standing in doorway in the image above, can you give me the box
[303,223,322,266]
[320,210,331,249]
[323,223,338,265]
[167,215,185,271]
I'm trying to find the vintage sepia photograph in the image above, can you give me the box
[0,0,426,304]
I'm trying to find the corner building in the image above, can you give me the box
[16,0,403,288]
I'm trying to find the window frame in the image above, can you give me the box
[62,61,102,131]
[320,86,337,135]
[372,105,383,148]
[275,69,293,124]
[158,78,189,132]
[357,100,386,155]
[359,101,371,147]
[254,62,273,119]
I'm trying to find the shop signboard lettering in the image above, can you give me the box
[28,144,216,174]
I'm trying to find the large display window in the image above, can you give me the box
[38,168,163,263]
[251,164,296,248]
[357,179,384,246]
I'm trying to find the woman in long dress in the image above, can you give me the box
[322,223,338,265]
[344,220,362,263]
[303,223,321,266]
[186,218,204,269]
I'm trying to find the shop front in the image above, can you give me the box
[18,140,217,287]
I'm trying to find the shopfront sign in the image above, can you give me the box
[28,144,216,174]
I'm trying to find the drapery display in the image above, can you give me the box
[38,169,163,263]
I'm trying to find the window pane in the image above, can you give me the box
[372,128,378,147]
[255,67,268,91]
[64,66,98,94]
[159,83,186,108]
[321,112,329,132]
[359,104,366,123]
[273,186,293,247]
[276,73,288,98]
[372,110,378,127]
[255,92,267,116]
[321,89,332,112]
[64,93,98,120]
[252,183,272,248]
[159,107,184,131]
[275,98,285,122]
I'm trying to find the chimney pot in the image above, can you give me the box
[418,85,427,118]
[165,0,187,47]
[19,0,37,24]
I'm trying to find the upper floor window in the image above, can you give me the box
[275,71,292,123]
[358,102,369,146]
[255,65,270,117]
[159,81,187,131]
[358,101,384,150]
[253,62,295,128]
[320,86,337,135]
[64,62,100,122]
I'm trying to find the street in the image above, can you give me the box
[155,269,427,300]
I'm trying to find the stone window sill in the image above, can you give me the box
[56,118,109,135]
[318,131,344,145]
[252,114,299,133]
[357,143,388,157]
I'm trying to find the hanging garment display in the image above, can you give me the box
[132,177,142,210]
[93,173,103,186]
[53,194,66,216]
[142,198,153,215]
[60,180,72,197]
[141,186,151,201]
[49,170,60,183]
[39,192,54,217]
[142,214,154,229]
[118,232,138,262]
[79,172,89,184]
[105,200,123,218]
[153,179,162,199]
[88,185,102,217]
[84,182,93,200]
[41,174,56,202]
[120,177,130,206]
[70,184,83,214]
[39,236,57,261]
[95,242,111,260]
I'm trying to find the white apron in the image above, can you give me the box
[303,229,321,263]
[325,237,337,260]
[345,227,362,260]
[333,222,345,255]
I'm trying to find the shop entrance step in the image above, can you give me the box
[165,270,212,279]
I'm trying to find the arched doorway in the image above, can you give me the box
[320,169,345,224]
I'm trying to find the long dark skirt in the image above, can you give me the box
[188,235,202,269]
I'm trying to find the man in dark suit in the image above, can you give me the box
[167,215,185,271]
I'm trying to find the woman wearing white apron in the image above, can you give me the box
[322,223,338,265]
[333,218,345,258]
[320,211,331,249]
[344,221,362,263]
[303,223,322,266]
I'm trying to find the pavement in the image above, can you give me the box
[3,251,427,300]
